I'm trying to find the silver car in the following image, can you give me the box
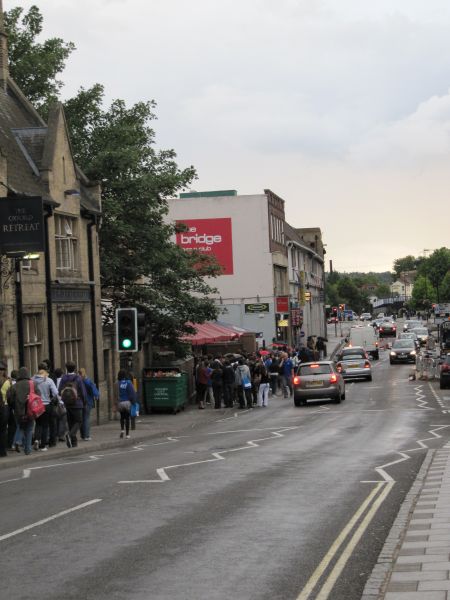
[403,319,422,332]
[293,361,345,406]
[335,346,372,381]
[409,327,429,346]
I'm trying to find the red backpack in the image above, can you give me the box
[26,380,45,420]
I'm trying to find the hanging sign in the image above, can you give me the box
[0,196,44,253]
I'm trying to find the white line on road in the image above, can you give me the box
[0,499,102,542]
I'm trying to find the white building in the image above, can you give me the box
[167,189,326,348]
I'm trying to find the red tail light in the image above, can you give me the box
[380,327,384,332]
[330,373,338,383]
[293,376,300,385]
[442,365,450,373]
[364,361,370,369]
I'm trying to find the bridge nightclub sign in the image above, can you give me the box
[0,196,44,253]
[176,218,234,275]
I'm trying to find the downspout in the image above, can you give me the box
[87,218,100,425]
[44,211,55,368]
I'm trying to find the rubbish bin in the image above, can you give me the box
[142,368,188,414]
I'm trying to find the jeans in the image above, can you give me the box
[257,383,270,407]
[15,420,34,454]
[81,405,92,439]
[237,385,252,409]
[212,385,223,408]
[35,404,51,447]
[280,374,293,398]
[66,407,83,446]
[269,373,278,395]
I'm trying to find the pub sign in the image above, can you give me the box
[0,196,44,253]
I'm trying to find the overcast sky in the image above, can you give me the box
[11,0,450,272]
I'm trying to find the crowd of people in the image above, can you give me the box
[0,360,99,457]
[194,336,327,410]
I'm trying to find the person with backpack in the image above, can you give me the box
[9,367,34,455]
[32,363,59,452]
[116,370,137,439]
[58,361,87,448]
[78,368,99,441]
[235,358,253,409]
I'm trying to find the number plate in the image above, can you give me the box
[306,380,324,388]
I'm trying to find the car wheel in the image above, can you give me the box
[390,360,394,365]
[333,395,341,404]
[341,390,346,400]
[367,375,372,382]
[441,381,445,390]
[294,398,301,407]
[373,351,379,360]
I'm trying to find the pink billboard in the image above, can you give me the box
[176,218,234,275]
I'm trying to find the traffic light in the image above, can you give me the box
[116,308,138,352]
[137,312,147,343]
[339,304,345,311]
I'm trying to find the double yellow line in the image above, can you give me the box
[297,480,394,600]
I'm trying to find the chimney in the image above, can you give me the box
[0,0,9,91]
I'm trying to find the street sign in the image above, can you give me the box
[0,196,44,253]
[276,296,289,312]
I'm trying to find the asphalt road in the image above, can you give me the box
[1,336,449,600]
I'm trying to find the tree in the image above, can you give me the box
[375,284,391,298]
[5,7,220,352]
[410,275,436,311]
[418,248,450,302]
[440,272,450,303]
[393,255,418,278]
[5,5,75,116]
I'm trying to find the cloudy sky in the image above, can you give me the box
[11,0,450,272]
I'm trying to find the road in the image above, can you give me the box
[1,332,449,600]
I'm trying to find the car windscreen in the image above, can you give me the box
[341,349,365,358]
[392,340,415,348]
[299,364,332,376]
[400,333,416,339]
[410,328,427,334]
[406,321,421,328]
[341,354,365,361]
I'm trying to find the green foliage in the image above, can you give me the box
[375,284,390,298]
[64,86,219,348]
[410,275,436,310]
[417,248,450,301]
[441,272,450,303]
[5,4,219,351]
[5,5,75,117]
[393,255,417,278]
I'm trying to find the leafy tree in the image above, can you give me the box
[418,248,450,301]
[440,271,450,303]
[5,6,220,352]
[375,284,391,298]
[410,275,436,310]
[393,255,417,278]
[5,5,75,116]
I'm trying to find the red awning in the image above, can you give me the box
[184,322,240,345]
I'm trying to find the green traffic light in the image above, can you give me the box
[121,338,133,349]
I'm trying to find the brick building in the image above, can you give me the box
[0,3,106,417]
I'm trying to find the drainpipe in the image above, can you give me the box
[14,258,24,366]
[44,212,55,368]
[87,218,100,425]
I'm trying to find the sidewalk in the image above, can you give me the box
[0,403,229,471]
[362,440,450,599]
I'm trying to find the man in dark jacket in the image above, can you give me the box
[9,367,33,454]
[58,361,87,448]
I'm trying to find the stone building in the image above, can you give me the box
[0,4,106,417]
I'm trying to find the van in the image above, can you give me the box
[348,326,379,359]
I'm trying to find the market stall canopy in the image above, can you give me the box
[184,321,243,345]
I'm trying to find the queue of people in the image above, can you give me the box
[0,360,99,457]
[194,337,327,410]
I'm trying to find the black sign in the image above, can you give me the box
[0,196,44,253]
[245,303,270,313]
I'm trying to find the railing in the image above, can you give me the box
[372,295,411,308]
[416,352,439,380]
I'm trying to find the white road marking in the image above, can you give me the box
[0,499,102,542]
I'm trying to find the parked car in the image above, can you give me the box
[360,312,372,321]
[440,354,450,389]
[378,321,397,337]
[292,361,345,406]
[335,346,372,381]
[409,327,429,346]
[389,339,417,364]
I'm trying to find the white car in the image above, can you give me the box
[360,313,372,321]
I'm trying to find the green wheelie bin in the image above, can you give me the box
[142,368,188,414]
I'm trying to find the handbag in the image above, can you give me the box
[130,401,140,418]
[55,403,67,418]
[242,375,252,389]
